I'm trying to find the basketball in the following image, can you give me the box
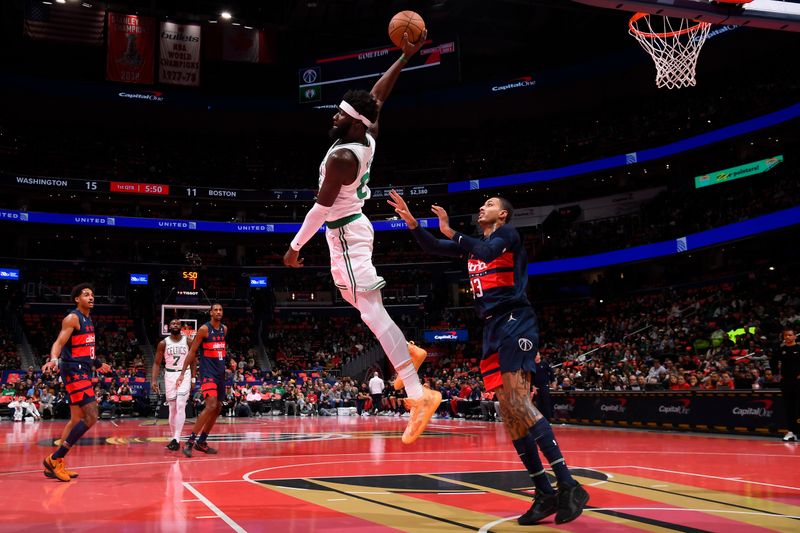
[388,11,426,48]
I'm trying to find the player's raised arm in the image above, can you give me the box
[448,225,513,263]
[369,28,428,137]
[432,204,513,263]
[42,314,79,373]
[151,339,166,394]
[388,190,464,258]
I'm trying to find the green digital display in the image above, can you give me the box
[695,155,783,189]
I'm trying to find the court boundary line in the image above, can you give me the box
[182,482,246,533]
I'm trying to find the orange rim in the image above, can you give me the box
[629,12,710,39]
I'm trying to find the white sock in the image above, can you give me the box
[376,323,423,399]
[167,399,176,438]
[174,396,187,441]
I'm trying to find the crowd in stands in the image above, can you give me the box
[527,165,799,261]
[0,328,19,371]
[25,309,143,371]
[1,363,150,420]
[538,273,799,393]
[3,267,797,422]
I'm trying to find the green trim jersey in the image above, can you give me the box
[318,133,375,221]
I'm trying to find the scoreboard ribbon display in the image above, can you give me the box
[0,174,445,202]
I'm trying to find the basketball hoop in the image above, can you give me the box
[629,13,711,89]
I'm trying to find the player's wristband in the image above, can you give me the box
[399,54,408,63]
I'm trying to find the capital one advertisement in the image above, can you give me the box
[107,13,156,84]
[552,392,784,432]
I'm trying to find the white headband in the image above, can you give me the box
[339,100,373,128]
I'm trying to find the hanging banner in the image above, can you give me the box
[23,0,105,46]
[158,22,201,87]
[107,13,155,84]
[205,25,274,63]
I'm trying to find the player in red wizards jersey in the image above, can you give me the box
[388,192,589,525]
[41,283,112,482]
[176,303,236,457]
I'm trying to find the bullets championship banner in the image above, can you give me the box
[159,22,201,87]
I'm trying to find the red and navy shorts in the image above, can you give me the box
[480,306,539,391]
[200,375,225,400]
[62,362,96,407]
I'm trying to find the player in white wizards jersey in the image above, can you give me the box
[284,28,442,445]
[151,319,195,451]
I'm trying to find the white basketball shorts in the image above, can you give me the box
[164,369,191,401]
[326,214,386,297]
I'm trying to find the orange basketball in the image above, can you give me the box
[388,11,425,48]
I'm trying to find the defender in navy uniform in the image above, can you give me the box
[388,191,589,525]
[42,283,112,482]
[177,303,236,457]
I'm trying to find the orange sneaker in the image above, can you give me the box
[43,454,71,482]
[394,342,427,391]
[402,388,442,444]
[44,462,78,479]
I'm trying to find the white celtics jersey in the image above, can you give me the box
[164,336,190,371]
[318,133,375,221]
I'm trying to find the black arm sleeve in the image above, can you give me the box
[411,227,466,258]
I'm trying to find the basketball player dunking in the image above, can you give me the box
[388,192,590,524]
[176,303,235,457]
[283,29,441,444]
[151,319,196,451]
[42,283,112,482]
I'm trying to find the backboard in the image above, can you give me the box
[572,0,800,32]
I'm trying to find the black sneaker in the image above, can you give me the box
[194,441,218,454]
[166,439,180,451]
[555,482,590,524]
[182,442,194,458]
[518,491,558,525]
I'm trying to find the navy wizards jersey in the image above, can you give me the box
[463,225,530,318]
[412,224,531,318]
[60,309,96,364]
[198,321,227,378]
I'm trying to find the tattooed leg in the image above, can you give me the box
[495,370,543,440]
[497,370,555,497]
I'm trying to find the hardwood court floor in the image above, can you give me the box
[2,415,798,531]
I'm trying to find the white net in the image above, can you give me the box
[629,14,712,89]
[160,304,210,338]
